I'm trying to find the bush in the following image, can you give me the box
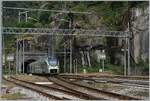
[136,57,149,75]
[78,63,123,75]
[105,64,124,75]
[78,66,100,73]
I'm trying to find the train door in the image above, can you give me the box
[41,61,48,74]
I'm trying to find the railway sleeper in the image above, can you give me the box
[10,76,102,100]
[48,77,106,100]
[3,77,69,100]
[56,76,142,100]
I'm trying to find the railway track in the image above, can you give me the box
[3,77,68,100]
[4,76,104,100]
[48,77,105,100]
[61,75,149,88]
[60,74,149,80]
[52,76,142,100]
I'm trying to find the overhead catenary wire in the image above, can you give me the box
[3,7,92,15]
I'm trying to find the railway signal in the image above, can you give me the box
[6,53,14,76]
[97,50,106,72]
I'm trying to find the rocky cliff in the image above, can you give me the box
[131,6,149,63]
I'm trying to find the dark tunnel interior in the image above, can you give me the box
[21,59,36,73]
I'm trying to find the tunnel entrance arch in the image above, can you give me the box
[21,59,36,73]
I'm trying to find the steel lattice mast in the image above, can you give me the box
[0,1,2,96]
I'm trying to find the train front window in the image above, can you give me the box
[48,59,57,66]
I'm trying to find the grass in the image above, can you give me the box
[105,64,124,75]
[78,63,124,75]
[78,66,100,73]
[1,92,26,100]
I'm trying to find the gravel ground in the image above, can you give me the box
[3,74,148,100]
[1,85,51,100]
[60,73,149,80]
[8,86,51,100]
[1,75,53,100]
[2,75,81,100]
[73,79,149,100]
[14,74,49,82]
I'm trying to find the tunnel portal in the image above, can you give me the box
[21,59,36,73]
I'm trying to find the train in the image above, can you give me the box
[27,57,59,75]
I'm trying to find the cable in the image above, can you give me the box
[3,7,92,15]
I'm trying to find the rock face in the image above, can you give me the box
[131,7,149,63]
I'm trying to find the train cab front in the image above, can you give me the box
[49,68,59,74]
[48,57,59,74]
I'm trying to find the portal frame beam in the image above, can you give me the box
[3,27,131,38]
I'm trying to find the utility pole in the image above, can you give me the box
[68,12,74,73]
[48,35,50,56]
[70,40,72,73]
[19,39,23,74]
[18,11,20,23]
[20,42,22,74]
[102,58,104,72]
[23,39,24,74]
[124,38,127,76]
[8,61,10,76]
[16,37,18,75]
[127,2,131,76]
[18,41,21,73]
[25,11,28,22]
[2,32,4,75]
[127,38,130,75]
[52,35,54,57]
[75,59,77,74]
[64,43,66,73]
[0,1,2,96]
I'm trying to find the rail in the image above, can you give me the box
[3,77,69,100]
[6,76,104,100]
[56,76,142,100]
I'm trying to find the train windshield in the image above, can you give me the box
[48,58,57,66]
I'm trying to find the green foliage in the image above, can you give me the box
[136,57,149,75]
[1,92,25,100]
[71,2,87,11]
[130,1,149,9]
[16,21,36,28]
[39,12,51,25]
[3,1,148,30]
[79,66,100,73]
[105,64,124,75]
[78,63,123,75]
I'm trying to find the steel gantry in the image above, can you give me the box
[0,1,2,96]
[2,6,132,75]
[3,27,131,38]
[2,27,132,76]
[2,25,132,75]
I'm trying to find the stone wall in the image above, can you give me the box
[131,7,149,63]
